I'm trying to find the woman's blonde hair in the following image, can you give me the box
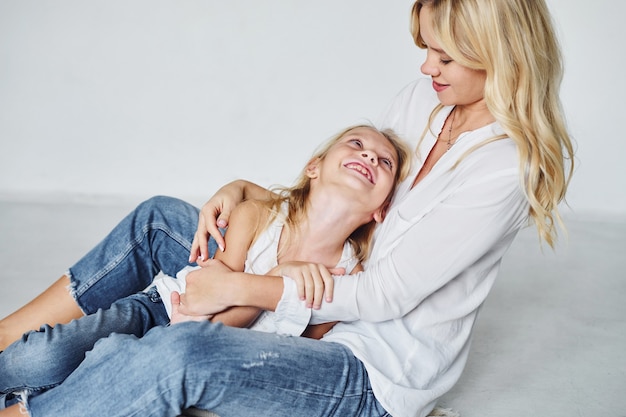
[411,0,575,247]
[263,125,412,263]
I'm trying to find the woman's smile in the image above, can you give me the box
[431,80,449,93]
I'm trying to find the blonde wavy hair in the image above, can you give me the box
[262,125,412,263]
[411,0,575,247]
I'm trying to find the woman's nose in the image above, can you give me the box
[420,50,440,76]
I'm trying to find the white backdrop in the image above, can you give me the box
[1,0,624,220]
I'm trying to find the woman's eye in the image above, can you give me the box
[440,58,452,65]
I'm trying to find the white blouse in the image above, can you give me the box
[274,78,530,417]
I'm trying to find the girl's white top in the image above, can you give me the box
[274,78,530,417]
[154,203,359,336]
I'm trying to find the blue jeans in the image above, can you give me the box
[27,322,388,417]
[0,288,169,397]
[1,196,200,404]
[3,196,388,416]
[66,195,206,315]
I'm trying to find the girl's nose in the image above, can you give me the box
[361,151,377,165]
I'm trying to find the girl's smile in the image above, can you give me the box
[344,161,375,184]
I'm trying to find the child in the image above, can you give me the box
[0,124,411,402]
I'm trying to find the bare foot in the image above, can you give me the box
[0,275,83,350]
[0,404,29,417]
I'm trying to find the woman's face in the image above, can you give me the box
[418,5,487,108]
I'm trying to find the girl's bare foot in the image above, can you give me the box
[0,404,28,417]
[0,275,83,350]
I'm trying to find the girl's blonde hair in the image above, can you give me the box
[411,0,575,247]
[263,125,412,263]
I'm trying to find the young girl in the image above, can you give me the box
[161,123,412,337]
[0,124,411,406]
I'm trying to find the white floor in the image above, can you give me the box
[1,199,625,417]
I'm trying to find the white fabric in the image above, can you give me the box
[154,205,359,336]
[274,78,530,417]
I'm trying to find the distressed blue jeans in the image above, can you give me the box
[1,196,200,404]
[26,322,388,417]
[0,288,169,398]
[66,195,205,315]
[1,196,388,416]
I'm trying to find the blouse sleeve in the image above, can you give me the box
[278,160,528,324]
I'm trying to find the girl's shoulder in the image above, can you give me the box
[230,200,268,234]
[232,199,264,219]
[233,198,284,245]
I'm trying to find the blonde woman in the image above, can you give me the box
[0,0,574,416]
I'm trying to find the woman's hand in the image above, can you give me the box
[268,262,344,310]
[189,181,246,263]
[169,291,212,325]
[177,260,237,316]
[189,180,274,263]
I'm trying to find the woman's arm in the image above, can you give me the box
[180,172,526,325]
[190,180,276,263]
[177,264,283,316]
[305,167,528,323]
[298,263,362,339]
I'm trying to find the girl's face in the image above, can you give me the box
[309,127,399,216]
[418,5,487,108]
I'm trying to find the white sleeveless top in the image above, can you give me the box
[154,204,359,336]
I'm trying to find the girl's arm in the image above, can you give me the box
[178,264,283,317]
[177,258,357,340]
[188,200,266,328]
[190,180,276,263]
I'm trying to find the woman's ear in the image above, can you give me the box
[305,157,321,179]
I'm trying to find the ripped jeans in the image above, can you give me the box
[0,289,170,398]
[64,195,204,316]
[1,196,202,403]
[0,196,388,417]
[25,322,386,417]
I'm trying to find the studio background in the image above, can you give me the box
[1,3,625,416]
[1,0,625,220]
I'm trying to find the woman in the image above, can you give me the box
[0,0,574,416]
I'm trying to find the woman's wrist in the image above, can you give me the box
[229,272,284,312]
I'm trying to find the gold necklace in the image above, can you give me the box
[446,107,457,151]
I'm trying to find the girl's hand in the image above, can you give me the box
[169,291,212,325]
[268,262,344,310]
[189,182,246,263]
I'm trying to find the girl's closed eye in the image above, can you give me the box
[347,138,363,149]
[380,158,393,170]
[349,138,363,148]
